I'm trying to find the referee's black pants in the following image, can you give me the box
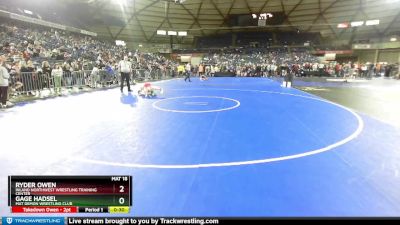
[120,72,131,91]
[0,86,8,105]
[184,72,191,82]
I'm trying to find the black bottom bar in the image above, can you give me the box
[66,217,400,225]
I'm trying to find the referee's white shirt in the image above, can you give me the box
[119,60,131,73]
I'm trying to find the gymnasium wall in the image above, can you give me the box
[353,41,400,64]
[378,50,400,64]
[356,50,376,63]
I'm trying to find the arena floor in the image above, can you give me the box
[294,77,400,128]
[1,77,400,216]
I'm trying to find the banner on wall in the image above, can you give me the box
[180,55,192,63]
[324,53,336,61]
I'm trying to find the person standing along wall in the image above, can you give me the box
[0,57,10,108]
[286,67,294,88]
[198,64,204,76]
[90,64,99,88]
[51,64,63,96]
[177,64,184,77]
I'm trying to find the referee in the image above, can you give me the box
[118,56,132,92]
[184,63,191,82]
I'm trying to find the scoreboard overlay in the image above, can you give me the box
[8,176,132,214]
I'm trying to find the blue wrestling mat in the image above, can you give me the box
[1,77,400,216]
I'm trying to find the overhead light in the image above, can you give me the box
[260,13,273,19]
[337,23,349,28]
[390,37,397,42]
[115,0,126,5]
[351,21,364,27]
[167,31,177,36]
[174,0,186,3]
[386,0,400,3]
[366,20,380,26]
[139,44,143,47]
[23,9,33,15]
[157,30,167,35]
[178,31,187,36]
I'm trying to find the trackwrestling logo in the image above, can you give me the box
[1,217,65,225]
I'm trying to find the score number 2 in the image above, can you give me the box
[111,176,130,206]
[119,185,125,205]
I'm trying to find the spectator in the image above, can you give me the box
[90,63,100,88]
[51,63,63,96]
[0,56,10,108]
